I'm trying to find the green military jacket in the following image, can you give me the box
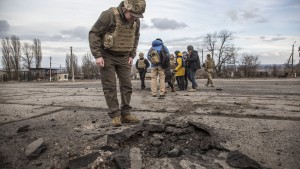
[89,1,140,59]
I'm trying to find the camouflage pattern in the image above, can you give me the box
[103,8,137,52]
[89,2,140,59]
[205,57,214,69]
[169,54,176,69]
[205,55,215,86]
[169,54,176,86]
[124,0,146,14]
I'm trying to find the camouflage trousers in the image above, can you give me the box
[100,56,132,118]
[206,68,213,85]
[171,72,176,87]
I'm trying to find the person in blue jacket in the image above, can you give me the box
[147,38,170,97]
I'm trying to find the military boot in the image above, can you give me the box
[121,114,140,123]
[111,116,122,127]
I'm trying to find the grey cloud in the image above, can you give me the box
[227,10,239,22]
[61,26,88,40]
[269,37,286,41]
[151,18,188,30]
[256,17,268,23]
[260,36,266,40]
[260,36,286,42]
[19,33,64,42]
[0,20,10,37]
[241,8,259,20]
[0,20,10,33]
[227,8,268,23]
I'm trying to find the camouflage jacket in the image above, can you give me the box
[89,2,140,59]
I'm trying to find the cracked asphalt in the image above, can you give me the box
[0,78,299,169]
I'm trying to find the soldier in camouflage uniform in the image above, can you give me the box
[203,54,215,87]
[169,54,176,91]
[89,0,146,127]
[135,52,150,89]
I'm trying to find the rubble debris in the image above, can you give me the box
[17,125,30,133]
[227,150,263,169]
[68,152,101,169]
[129,147,142,169]
[100,119,235,168]
[112,149,131,169]
[25,138,47,158]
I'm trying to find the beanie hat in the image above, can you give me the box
[187,45,194,51]
[174,50,180,56]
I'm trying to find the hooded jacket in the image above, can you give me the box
[186,50,201,71]
[175,53,185,76]
[147,39,170,67]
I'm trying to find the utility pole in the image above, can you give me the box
[50,56,52,82]
[298,46,300,64]
[201,49,203,64]
[292,41,296,77]
[70,46,75,82]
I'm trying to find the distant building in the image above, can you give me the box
[19,67,67,81]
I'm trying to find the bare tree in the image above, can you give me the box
[1,37,12,80]
[202,30,239,76]
[22,42,34,69]
[82,53,99,79]
[239,53,260,77]
[33,38,42,68]
[203,32,217,60]
[10,35,22,80]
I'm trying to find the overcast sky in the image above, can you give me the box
[0,0,299,68]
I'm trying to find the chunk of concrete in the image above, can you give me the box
[69,152,100,169]
[130,147,142,169]
[25,138,47,158]
[227,150,262,169]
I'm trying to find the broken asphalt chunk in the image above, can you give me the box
[25,138,47,158]
[227,150,262,169]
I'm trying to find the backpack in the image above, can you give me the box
[149,49,160,64]
[149,46,170,69]
[160,45,170,69]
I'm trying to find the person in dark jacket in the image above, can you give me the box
[186,45,201,90]
[89,0,146,127]
[135,52,150,89]
[182,51,189,90]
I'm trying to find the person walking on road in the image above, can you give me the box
[186,45,201,91]
[147,38,170,97]
[203,54,215,87]
[135,52,150,89]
